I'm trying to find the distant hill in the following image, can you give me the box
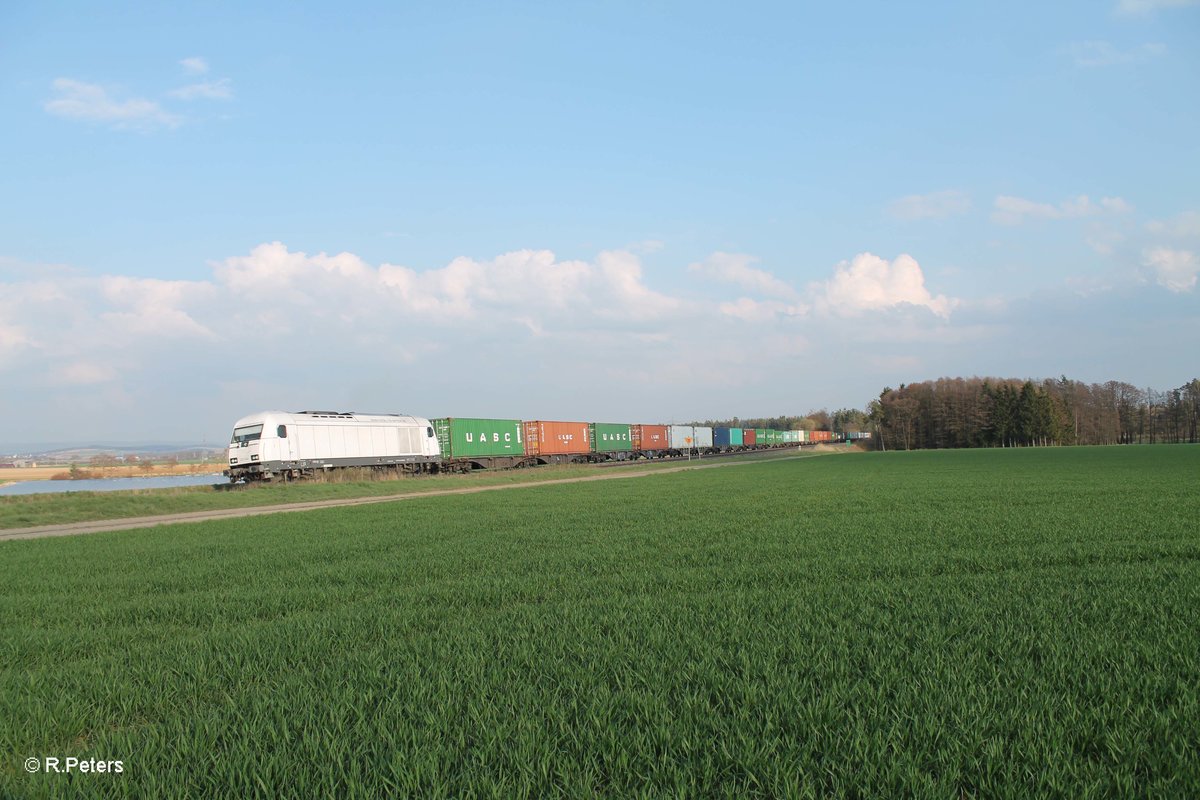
[1,443,225,461]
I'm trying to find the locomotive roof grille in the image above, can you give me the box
[293,411,407,418]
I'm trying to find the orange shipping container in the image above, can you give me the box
[810,430,832,442]
[632,424,668,451]
[523,420,591,456]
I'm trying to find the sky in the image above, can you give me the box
[1,0,1198,447]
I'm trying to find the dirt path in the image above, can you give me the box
[1,453,837,542]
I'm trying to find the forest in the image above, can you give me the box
[867,377,1200,450]
[702,377,1200,451]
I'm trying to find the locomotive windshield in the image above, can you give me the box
[231,424,264,444]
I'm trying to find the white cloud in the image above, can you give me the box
[1143,247,1198,292]
[0,322,31,369]
[51,361,119,387]
[180,57,210,75]
[1146,210,1200,238]
[992,194,1133,225]
[1,242,979,440]
[169,78,233,101]
[688,252,800,299]
[214,242,682,327]
[887,190,972,220]
[44,79,181,131]
[1064,40,1167,67]
[99,276,218,339]
[717,298,807,322]
[813,253,957,319]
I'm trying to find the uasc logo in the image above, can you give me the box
[464,431,520,444]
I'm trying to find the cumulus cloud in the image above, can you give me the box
[688,252,800,299]
[1143,247,1198,292]
[992,194,1132,225]
[887,190,972,220]
[99,276,218,339]
[1,242,975,440]
[44,79,181,131]
[813,253,957,319]
[214,242,683,327]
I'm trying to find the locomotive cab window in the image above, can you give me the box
[277,425,287,438]
[427,426,434,438]
[231,424,264,445]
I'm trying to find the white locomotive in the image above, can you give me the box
[226,410,441,482]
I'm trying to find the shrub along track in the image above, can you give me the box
[0,452,842,541]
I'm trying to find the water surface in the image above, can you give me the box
[0,473,226,496]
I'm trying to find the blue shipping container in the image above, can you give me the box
[713,427,744,447]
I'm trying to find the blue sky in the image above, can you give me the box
[1,1,1197,445]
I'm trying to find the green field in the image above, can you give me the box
[0,451,806,531]
[2,446,1198,797]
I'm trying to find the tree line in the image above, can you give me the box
[868,377,1200,450]
[699,409,869,434]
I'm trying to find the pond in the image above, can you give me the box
[0,473,227,496]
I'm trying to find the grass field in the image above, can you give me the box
[0,449,822,531]
[2,445,1197,797]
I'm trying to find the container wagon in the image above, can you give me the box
[632,424,669,457]
[523,420,591,464]
[590,423,634,460]
[713,426,744,451]
[433,417,528,471]
[667,425,714,456]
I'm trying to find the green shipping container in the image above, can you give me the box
[590,422,633,452]
[433,418,524,458]
[755,428,768,444]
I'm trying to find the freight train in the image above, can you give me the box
[224,410,870,482]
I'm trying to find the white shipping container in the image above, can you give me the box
[667,425,714,450]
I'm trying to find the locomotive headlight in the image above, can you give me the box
[251,455,259,461]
